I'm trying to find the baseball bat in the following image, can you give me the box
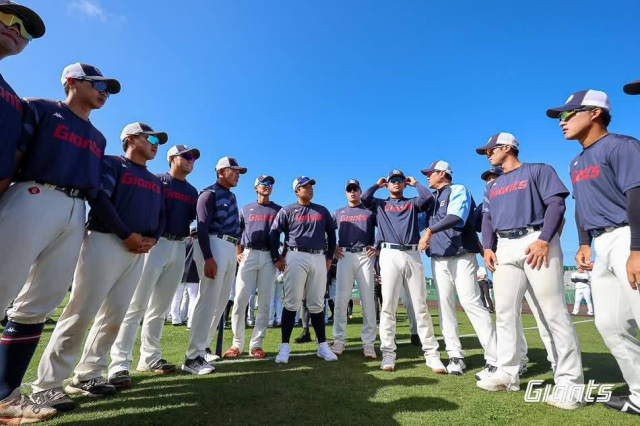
[215,315,225,357]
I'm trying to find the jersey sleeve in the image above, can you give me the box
[447,185,472,224]
[270,207,288,234]
[534,164,570,200]
[18,99,40,154]
[417,212,428,232]
[608,137,640,193]
[482,184,491,214]
[99,157,120,198]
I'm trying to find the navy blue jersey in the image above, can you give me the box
[271,202,336,251]
[88,156,164,236]
[17,99,106,200]
[483,163,569,232]
[332,204,376,248]
[158,173,198,239]
[240,201,282,250]
[0,73,22,180]
[197,183,240,238]
[570,133,640,231]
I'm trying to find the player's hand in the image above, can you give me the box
[204,258,218,279]
[138,237,157,253]
[405,177,417,187]
[525,239,549,270]
[627,251,640,291]
[376,178,388,188]
[334,246,344,259]
[275,256,286,272]
[237,252,245,264]
[575,245,594,271]
[418,230,432,251]
[123,233,145,252]
[483,249,498,273]
[366,246,378,258]
[326,259,332,271]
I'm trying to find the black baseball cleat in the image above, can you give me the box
[108,370,131,389]
[410,334,421,346]
[602,395,640,416]
[30,387,76,412]
[294,330,312,344]
[65,377,117,397]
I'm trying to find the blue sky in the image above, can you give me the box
[4,0,640,275]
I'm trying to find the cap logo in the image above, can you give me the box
[28,187,40,195]
[565,95,574,104]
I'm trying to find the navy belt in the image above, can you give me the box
[289,247,324,255]
[34,181,85,200]
[589,225,627,238]
[215,234,240,245]
[341,247,367,253]
[381,243,418,251]
[496,225,542,239]
[162,232,186,241]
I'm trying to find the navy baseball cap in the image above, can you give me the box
[167,145,200,162]
[345,179,360,190]
[387,169,405,180]
[61,63,121,94]
[254,174,275,186]
[481,166,503,181]
[121,122,168,145]
[546,90,611,118]
[421,160,452,176]
[292,176,316,191]
[623,80,640,95]
[215,157,247,173]
[0,0,45,38]
[476,133,519,155]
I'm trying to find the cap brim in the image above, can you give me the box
[143,131,168,145]
[83,76,121,94]
[546,104,576,118]
[475,145,490,155]
[420,168,435,176]
[229,167,247,174]
[345,184,360,190]
[0,4,45,38]
[480,171,495,181]
[183,148,200,159]
[296,178,316,189]
[623,80,640,95]
[388,173,405,180]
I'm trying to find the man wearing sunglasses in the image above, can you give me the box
[31,122,167,410]
[268,176,338,364]
[417,160,497,377]
[0,60,120,419]
[547,89,640,416]
[182,157,246,375]
[475,132,583,410]
[361,170,445,373]
[331,179,378,359]
[222,175,281,360]
[109,145,200,388]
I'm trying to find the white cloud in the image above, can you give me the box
[67,0,125,24]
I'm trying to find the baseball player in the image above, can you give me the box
[418,160,497,376]
[223,175,281,359]
[182,157,246,375]
[570,269,593,316]
[547,89,640,415]
[0,61,118,420]
[31,122,167,410]
[268,176,338,364]
[475,132,583,411]
[476,267,494,312]
[108,145,199,387]
[361,170,445,373]
[269,271,284,327]
[331,179,378,359]
[170,228,199,326]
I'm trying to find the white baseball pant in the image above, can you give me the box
[281,251,326,314]
[379,248,440,359]
[170,284,186,324]
[432,253,497,364]
[572,286,593,316]
[184,284,198,328]
[332,251,377,346]
[1,182,85,324]
[32,231,145,392]
[591,226,640,406]
[109,238,186,375]
[493,232,583,388]
[402,287,418,335]
[518,289,558,366]
[230,249,276,352]
[186,236,237,360]
[269,278,283,324]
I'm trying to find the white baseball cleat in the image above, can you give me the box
[476,370,519,392]
[546,392,582,410]
[317,342,338,361]
[475,364,497,381]
[363,344,377,359]
[446,357,466,375]
[181,356,215,375]
[380,354,395,371]
[275,343,291,364]
[331,341,346,355]
[204,349,220,364]
[425,356,447,374]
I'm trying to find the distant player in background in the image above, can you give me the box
[570,269,593,316]
[170,227,200,326]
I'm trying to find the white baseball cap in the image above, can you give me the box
[546,90,611,118]
[215,157,247,173]
[476,132,519,155]
[254,175,275,186]
[120,122,168,144]
[421,160,452,176]
[292,176,316,191]
[61,63,121,94]
[167,145,200,162]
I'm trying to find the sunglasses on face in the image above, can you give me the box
[258,181,273,187]
[137,134,160,145]
[0,11,33,41]
[75,78,110,96]
[179,153,196,162]
[346,186,360,193]
[388,177,404,185]
[486,145,508,157]
[558,107,595,123]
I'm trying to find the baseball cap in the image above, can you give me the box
[546,90,611,118]
[421,160,452,176]
[292,176,316,191]
[623,80,640,95]
[167,144,200,162]
[345,179,360,191]
[254,174,275,186]
[476,132,519,155]
[61,63,121,94]
[0,0,45,38]
[120,122,168,145]
[480,166,503,181]
[387,169,405,180]
[215,157,247,173]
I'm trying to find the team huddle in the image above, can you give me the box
[0,1,639,423]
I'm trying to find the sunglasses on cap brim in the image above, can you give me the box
[0,11,33,41]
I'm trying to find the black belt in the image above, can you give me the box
[215,234,239,245]
[34,181,85,199]
[589,225,627,238]
[246,246,270,252]
[341,247,367,253]
[381,242,418,251]
[496,225,542,239]
[289,247,324,255]
[162,232,186,241]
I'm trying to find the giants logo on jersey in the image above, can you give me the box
[248,213,276,222]
[339,214,368,222]
[0,85,21,114]
[53,124,102,158]
[295,213,323,222]
[121,172,161,194]
[489,180,528,199]
[571,165,600,184]
[165,188,196,204]
[384,203,412,212]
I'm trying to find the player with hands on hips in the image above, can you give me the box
[361,170,445,373]
[269,176,338,364]
[547,88,640,415]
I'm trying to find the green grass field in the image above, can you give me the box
[17,303,638,425]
